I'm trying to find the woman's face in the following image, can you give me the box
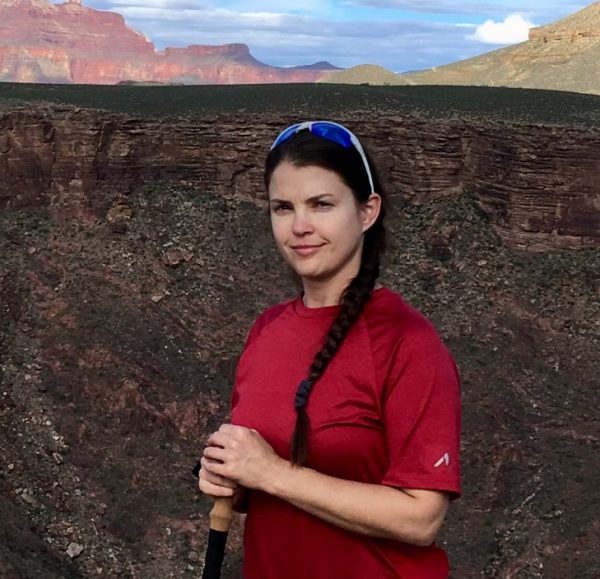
[268,161,380,286]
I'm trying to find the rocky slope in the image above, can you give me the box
[318,64,408,85]
[0,90,599,577]
[405,1,600,95]
[0,0,337,84]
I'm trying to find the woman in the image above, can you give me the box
[199,120,461,578]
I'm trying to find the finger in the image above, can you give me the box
[203,446,226,462]
[206,431,227,447]
[201,456,231,479]
[201,456,231,478]
[200,464,237,488]
[203,474,237,489]
[198,479,235,497]
[218,423,247,435]
[201,457,224,472]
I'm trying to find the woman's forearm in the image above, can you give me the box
[201,425,449,545]
[264,459,448,546]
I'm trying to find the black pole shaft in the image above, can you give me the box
[202,529,228,579]
[201,496,234,579]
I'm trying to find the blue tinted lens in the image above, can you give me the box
[271,121,354,151]
[311,123,353,148]
[271,123,302,149]
[270,120,374,193]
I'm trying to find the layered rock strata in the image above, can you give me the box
[0,0,336,84]
[405,1,600,95]
[0,107,598,251]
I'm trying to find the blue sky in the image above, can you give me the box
[74,0,590,72]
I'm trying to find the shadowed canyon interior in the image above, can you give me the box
[0,91,599,577]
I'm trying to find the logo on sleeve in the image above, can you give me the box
[434,452,450,468]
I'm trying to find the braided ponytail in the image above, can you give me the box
[291,212,386,465]
[264,123,388,466]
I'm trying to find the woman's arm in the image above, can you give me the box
[201,425,449,546]
[265,459,449,546]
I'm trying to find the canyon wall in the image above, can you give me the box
[405,2,600,95]
[1,107,599,251]
[1,103,599,577]
[0,0,335,84]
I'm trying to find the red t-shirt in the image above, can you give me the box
[231,287,461,579]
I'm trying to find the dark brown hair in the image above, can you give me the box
[265,127,387,466]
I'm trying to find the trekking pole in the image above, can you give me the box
[193,461,234,579]
[201,496,234,579]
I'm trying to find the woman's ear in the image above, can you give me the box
[361,193,382,232]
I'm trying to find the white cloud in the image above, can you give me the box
[115,6,289,27]
[114,9,473,71]
[347,0,586,20]
[468,13,535,45]
[221,0,327,13]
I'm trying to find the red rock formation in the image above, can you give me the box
[0,0,337,84]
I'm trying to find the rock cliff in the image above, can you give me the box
[1,106,598,251]
[529,1,600,41]
[404,1,600,95]
[0,96,599,577]
[0,0,337,84]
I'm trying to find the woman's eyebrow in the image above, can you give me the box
[269,193,335,204]
[306,193,335,202]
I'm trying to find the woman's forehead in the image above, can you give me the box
[268,162,351,200]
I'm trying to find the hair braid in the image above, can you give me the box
[291,217,386,465]
[263,123,388,466]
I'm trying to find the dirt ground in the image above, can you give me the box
[1,179,599,578]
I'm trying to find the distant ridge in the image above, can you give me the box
[0,0,339,84]
[293,61,339,71]
[318,64,408,85]
[404,1,600,95]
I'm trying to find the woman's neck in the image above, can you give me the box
[302,281,383,309]
[299,254,356,306]
[301,282,345,308]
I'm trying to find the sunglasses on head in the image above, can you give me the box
[270,120,375,194]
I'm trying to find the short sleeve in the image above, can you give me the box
[230,318,263,411]
[380,325,461,498]
[230,301,290,411]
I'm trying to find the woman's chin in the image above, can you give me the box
[284,256,319,276]
[294,269,323,281]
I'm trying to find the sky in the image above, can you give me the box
[74,0,591,72]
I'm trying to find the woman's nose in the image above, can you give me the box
[291,211,314,235]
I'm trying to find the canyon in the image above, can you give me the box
[1,100,599,251]
[0,0,336,84]
[1,87,599,577]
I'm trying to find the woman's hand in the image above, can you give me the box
[198,455,238,497]
[200,424,285,492]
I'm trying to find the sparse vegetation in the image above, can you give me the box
[1,82,600,127]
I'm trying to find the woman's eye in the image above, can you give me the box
[272,205,291,213]
[315,201,332,208]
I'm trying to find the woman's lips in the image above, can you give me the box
[291,244,323,256]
